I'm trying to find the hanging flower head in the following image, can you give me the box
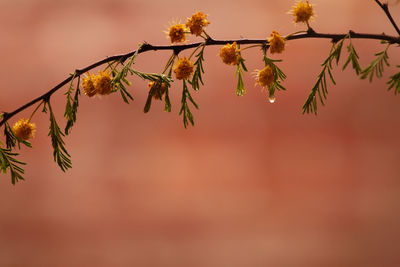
[268,31,286,54]
[167,23,188,44]
[173,57,194,80]
[255,65,274,88]
[186,11,210,36]
[82,71,113,97]
[82,72,97,97]
[219,42,240,65]
[12,118,36,140]
[94,70,113,95]
[290,0,314,24]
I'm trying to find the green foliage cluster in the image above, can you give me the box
[262,49,287,100]
[302,36,399,114]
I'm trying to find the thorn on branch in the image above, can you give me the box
[140,42,151,52]
[43,95,51,103]
[331,36,342,44]
[307,27,316,35]
[204,36,214,45]
[173,47,181,56]
[2,112,9,120]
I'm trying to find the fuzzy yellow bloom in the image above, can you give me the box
[186,11,210,36]
[82,72,97,97]
[174,57,194,80]
[94,70,113,95]
[290,0,314,23]
[219,42,240,65]
[256,65,274,87]
[268,31,285,54]
[148,81,167,100]
[167,24,188,44]
[82,71,113,97]
[12,118,36,140]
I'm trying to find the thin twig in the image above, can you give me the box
[1,30,399,127]
[375,0,400,36]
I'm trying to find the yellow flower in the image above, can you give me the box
[12,118,36,140]
[148,81,167,100]
[186,11,210,36]
[82,71,113,97]
[94,70,112,95]
[167,23,188,44]
[255,65,274,87]
[173,57,194,80]
[219,42,240,65]
[82,72,97,97]
[290,0,314,24]
[268,31,285,54]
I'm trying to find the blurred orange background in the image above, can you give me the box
[1,0,400,266]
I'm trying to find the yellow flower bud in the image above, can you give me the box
[167,24,188,44]
[186,11,210,36]
[255,65,274,87]
[12,118,36,140]
[82,72,97,97]
[268,31,285,54]
[173,57,194,80]
[290,0,314,24]
[94,70,112,95]
[219,42,240,66]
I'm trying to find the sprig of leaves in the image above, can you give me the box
[143,80,172,113]
[136,72,173,113]
[303,39,345,114]
[111,46,142,104]
[111,64,134,104]
[44,101,72,172]
[387,65,400,95]
[0,143,26,185]
[4,122,32,150]
[179,80,199,128]
[235,56,248,96]
[360,43,390,82]
[163,54,177,113]
[143,53,177,114]
[263,52,287,98]
[132,70,172,84]
[64,72,80,135]
[189,44,206,91]
[342,35,361,75]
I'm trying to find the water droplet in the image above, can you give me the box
[268,95,276,103]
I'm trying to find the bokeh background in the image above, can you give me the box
[1,0,400,266]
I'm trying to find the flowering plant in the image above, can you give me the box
[1,0,399,184]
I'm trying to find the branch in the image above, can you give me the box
[1,30,399,127]
[375,0,400,36]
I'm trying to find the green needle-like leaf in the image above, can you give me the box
[235,57,248,96]
[387,66,400,95]
[0,142,26,185]
[179,80,198,128]
[46,101,72,172]
[189,44,206,91]
[64,73,80,135]
[360,43,390,82]
[263,55,287,96]
[4,122,32,150]
[342,36,361,75]
[303,38,345,115]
